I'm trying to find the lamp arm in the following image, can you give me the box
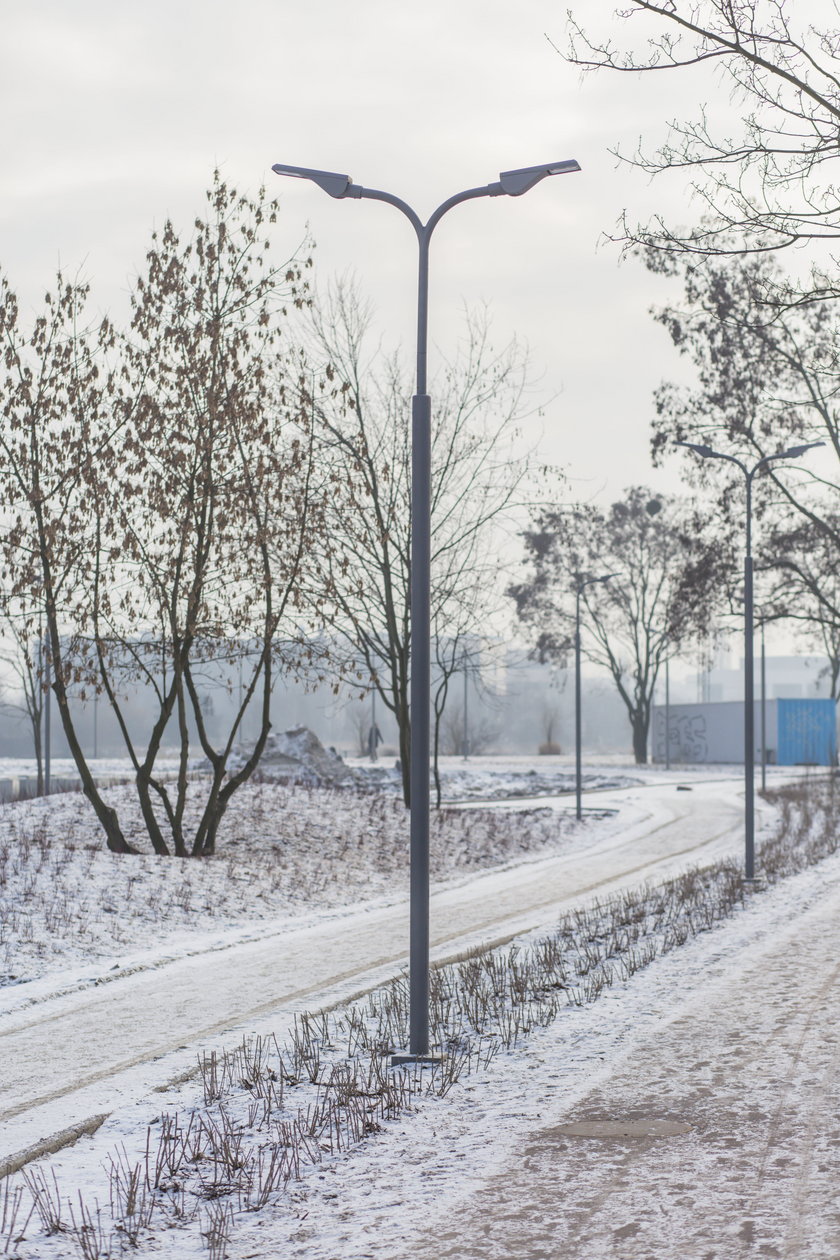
[711,450,748,477]
[355,182,503,395]
[354,182,502,243]
[752,450,796,478]
[354,187,424,239]
[752,453,779,479]
[424,183,504,238]
[577,573,617,593]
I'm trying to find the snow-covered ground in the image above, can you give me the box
[0,759,828,1258]
[4,754,771,994]
[0,769,621,991]
[1,772,753,1155]
[347,753,644,801]
[0,759,184,779]
[247,845,840,1260]
[349,751,799,802]
[0,751,639,803]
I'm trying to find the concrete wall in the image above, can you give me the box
[651,698,837,765]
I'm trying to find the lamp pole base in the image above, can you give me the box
[390,1052,446,1068]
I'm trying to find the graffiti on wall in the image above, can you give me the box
[654,712,708,763]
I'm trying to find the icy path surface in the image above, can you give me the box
[241,847,840,1260]
[391,860,840,1260]
[0,776,747,1164]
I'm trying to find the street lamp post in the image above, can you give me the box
[462,646,469,762]
[676,439,824,879]
[274,158,581,1059]
[43,634,51,796]
[664,655,671,771]
[370,685,378,763]
[760,619,767,794]
[649,626,671,769]
[574,573,615,821]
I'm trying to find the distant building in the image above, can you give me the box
[696,654,833,703]
[651,698,837,766]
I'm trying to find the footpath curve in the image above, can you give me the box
[0,776,750,1169]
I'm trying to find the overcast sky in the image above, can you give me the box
[1,1,736,504]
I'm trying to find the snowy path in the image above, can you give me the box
[234,829,840,1260]
[393,859,840,1260]
[0,776,749,1168]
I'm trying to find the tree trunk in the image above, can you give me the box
[398,711,410,808]
[433,719,442,811]
[134,771,174,856]
[51,672,138,853]
[432,675,449,811]
[632,713,649,766]
[197,812,220,857]
[33,709,43,797]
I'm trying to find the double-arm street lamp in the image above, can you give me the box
[663,652,671,771]
[676,440,824,879]
[274,157,581,1059]
[574,573,616,821]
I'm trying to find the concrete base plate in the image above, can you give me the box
[390,1053,446,1068]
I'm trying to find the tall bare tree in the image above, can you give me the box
[565,1,840,294]
[755,510,840,701]
[430,626,495,807]
[308,283,546,804]
[0,605,47,790]
[0,270,130,842]
[0,176,332,855]
[649,250,840,647]
[511,487,724,763]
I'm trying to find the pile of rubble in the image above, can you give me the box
[228,726,363,788]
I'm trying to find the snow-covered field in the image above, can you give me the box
[347,754,642,801]
[0,760,833,1258]
[0,767,622,991]
[0,752,639,804]
[270,844,840,1260]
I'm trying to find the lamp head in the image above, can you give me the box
[272,163,356,199]
[675,440,717,459]
[577,571,618,592]
[499,159,581,196]
[778,440,825,460]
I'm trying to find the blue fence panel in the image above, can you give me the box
[777,699,837,765]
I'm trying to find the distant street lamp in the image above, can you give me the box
[462,646,469,762]
[676,439,824,878]
[274,157,581,1060]
[574,573,616,820]
[760,619,767,793]
[663,653,671,771]
[41,633,51,795]
[649,625,671,769]
[369,684,379,763]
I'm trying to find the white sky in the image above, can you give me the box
[0,0,735,505]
